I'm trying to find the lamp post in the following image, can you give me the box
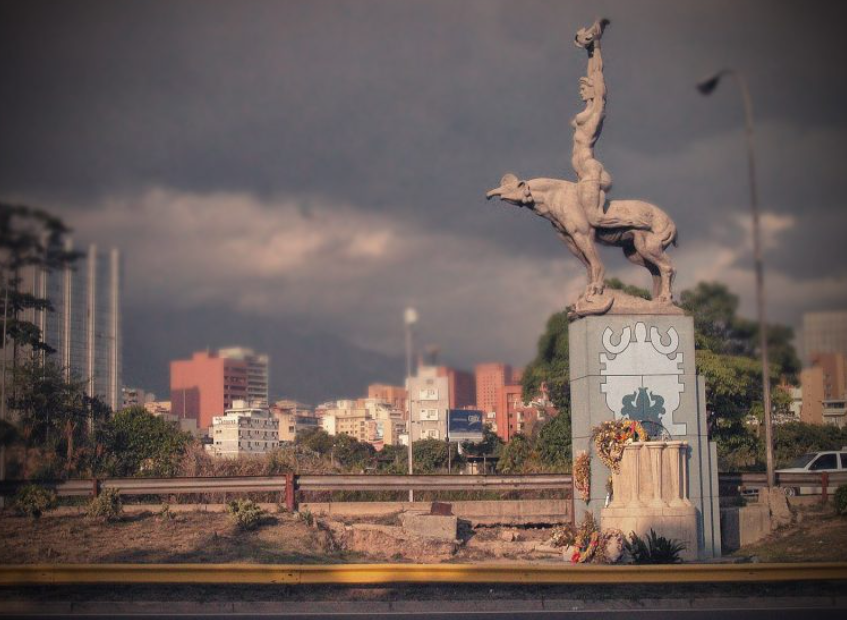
[697,69,775,490]
[404,307,418,502]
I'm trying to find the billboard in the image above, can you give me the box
[447,409,484,442]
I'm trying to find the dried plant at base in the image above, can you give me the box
[226,498,267,530]
[549,523,576,548]
[574,451,591,503]
[624,529,686,564]
[86,488,122,522]
[13,484,57,518]
[591,419,649,473]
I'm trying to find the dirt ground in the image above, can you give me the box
[0,510,347,564]
[731,502,847,563]
[0,508,565,564]
[3,501,845,564]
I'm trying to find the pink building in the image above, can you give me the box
[170,351,248,430]
[436,366,477,409]
[475,363,512,415]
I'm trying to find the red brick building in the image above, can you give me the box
[170,351,249,430]
[495,382,556,441]
[475,363,512,415]
[436,366,476,409]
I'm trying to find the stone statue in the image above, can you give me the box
[486,19,681,317]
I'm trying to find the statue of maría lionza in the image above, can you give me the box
[486,19,682,318]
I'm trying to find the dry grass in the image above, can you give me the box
[732,503,847,562]
[0,510,348,564]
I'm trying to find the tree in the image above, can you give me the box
[680,281,799,379]
[331,434,376,470]
[8,360,109,478]
[496,434,531,473]
[535,410,572,469]
[0,204,79,355]
[766,422,847,469]
[521,310,570,413]
[296,427,334,455]
[96,406,193,477]
[461,426,503,458]
[411,439,453,473]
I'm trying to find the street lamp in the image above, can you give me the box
[404,307,418,502]
[697,69,775,490]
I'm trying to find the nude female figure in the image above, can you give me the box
[571,19,644,230]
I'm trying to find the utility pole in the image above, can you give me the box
[698,69,775,489]
[404,307,418,502]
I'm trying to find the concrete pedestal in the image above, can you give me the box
[569,315,721,559]
[600,441,698,561]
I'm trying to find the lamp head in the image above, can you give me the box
[697,70,731,95]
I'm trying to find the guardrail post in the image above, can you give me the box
[821,472,829,505]
[92,478,100,498]
[285,472,297,512]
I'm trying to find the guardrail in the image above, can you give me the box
[724,471,847,503]
[2,562,846,585]
[2,471,845,508]
[0,473,574,512]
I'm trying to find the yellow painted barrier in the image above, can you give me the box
[1,562,846,586]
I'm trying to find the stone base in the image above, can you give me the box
[601,503,699,561]
[400,512,458,541]
[571,289,684,318]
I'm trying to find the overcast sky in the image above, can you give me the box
[2,1,846,402]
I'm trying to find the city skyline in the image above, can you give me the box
[2,1,846,404]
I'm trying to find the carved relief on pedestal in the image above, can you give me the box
[599,322,687,436]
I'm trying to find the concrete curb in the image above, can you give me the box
[1,562,846,586]
[1,596,845,616]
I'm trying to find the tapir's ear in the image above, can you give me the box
[500,173,519,187]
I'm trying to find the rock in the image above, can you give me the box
[400,512,458,542]
[499,530,520,542]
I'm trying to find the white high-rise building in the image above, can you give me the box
[208,399,279,458]
[218,347,269,406]
[22,243,122,410]
[407,366,450,441]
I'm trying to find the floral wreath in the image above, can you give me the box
[573,451,591,504]
[591,419,649,473]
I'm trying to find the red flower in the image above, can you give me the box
[571,551,580,563]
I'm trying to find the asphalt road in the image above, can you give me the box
[2,610,846,619]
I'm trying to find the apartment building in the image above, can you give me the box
[208,400,279,458]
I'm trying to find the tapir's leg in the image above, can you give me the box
[623,244,661,299]
[558,232,591,286]
[633,232,675,302]
[570,230,605,296]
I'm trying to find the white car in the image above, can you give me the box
[776,449,847,496]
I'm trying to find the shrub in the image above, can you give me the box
[835,485,847,516]
[13,484,57,518]
[157,503,177,521]
[624,529,685,564]
[298,508,314,527]
[226,499,266,530]
[86,488,122,522]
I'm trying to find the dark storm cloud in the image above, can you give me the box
[1,0,846,395]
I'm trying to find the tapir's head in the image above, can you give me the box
[486,173,534,207]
